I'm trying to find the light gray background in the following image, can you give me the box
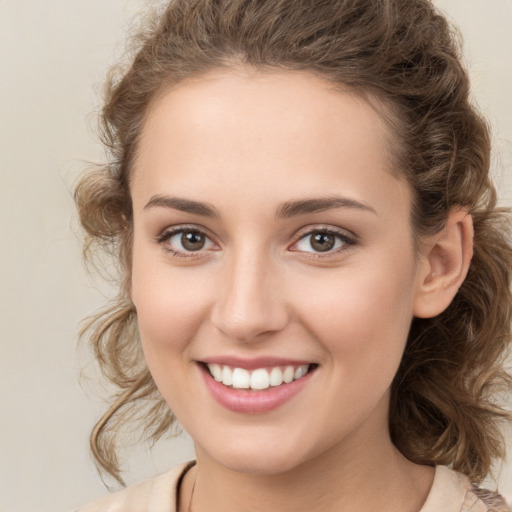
[0,1,511,511]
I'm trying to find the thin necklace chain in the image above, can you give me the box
[187,469,197,512]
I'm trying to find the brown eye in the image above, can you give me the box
[159,228,215,255]
[181,231,206,251]
[292,229,355,254]
[310,232,336,252]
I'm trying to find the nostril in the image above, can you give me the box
[210,300,289,343]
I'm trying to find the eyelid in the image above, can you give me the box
[155,224,218,257]
[288,225,357,255]
[155,223,357,258]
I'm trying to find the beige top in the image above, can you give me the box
[78,462,510,512]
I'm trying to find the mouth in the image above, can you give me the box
[198,357,318,413]
[203,362,317,391]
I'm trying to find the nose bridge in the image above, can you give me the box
[211,245,287,342]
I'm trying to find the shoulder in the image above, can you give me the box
[467,483,511,512]
[77,461,195,512]
[421,465,510,512]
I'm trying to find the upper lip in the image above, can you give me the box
[199,356,315,370]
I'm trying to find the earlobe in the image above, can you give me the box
[413,210,474,319]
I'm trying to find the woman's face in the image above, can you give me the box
[130,68,427,474]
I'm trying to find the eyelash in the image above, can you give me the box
[155,225,357,259]
[290,227,357,257]
[156,225,216,259]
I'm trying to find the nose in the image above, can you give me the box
[210,250,289,343]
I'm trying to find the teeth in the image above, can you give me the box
[250,369,270,390]
[232,368,250,389]
[283,366,294,384]
[210,363,222,382]
[206,363,310,390]
[294,365,308,379]
[269,367,283,387]
[222,366,233,386]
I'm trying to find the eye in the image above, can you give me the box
[158,227,216,256]
[291,229,355,254]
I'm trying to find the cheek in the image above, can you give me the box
[293,259,417,372]
[131,265,214,414]
[131,247,212,365]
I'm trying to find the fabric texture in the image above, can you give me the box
[78,462,510,512]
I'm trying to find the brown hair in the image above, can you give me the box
[75,0,512,485]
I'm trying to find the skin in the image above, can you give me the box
[129,68,472,512]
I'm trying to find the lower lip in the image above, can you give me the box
[200,365,314,414]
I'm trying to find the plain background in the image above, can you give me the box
[0,1,511,511]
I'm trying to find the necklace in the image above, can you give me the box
[187,469,197,512]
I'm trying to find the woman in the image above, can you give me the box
[76,0,512,510]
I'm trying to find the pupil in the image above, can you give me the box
[182,231,205,251]
[311,232,335,252]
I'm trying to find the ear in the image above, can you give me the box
[413,209,474,319]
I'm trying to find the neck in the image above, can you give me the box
[181,433,434,512]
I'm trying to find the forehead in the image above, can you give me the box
[138,67,392,164]
[132,68,409,221]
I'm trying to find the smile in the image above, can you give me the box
[206,363,311,390]
[200,359,318,414]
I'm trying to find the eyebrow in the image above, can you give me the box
[275,196,377,219]
[143,194,376,218]
[144,195,220,218]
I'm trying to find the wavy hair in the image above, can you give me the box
[75,0,512,485]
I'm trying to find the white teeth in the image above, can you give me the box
[210,363,222,382]
[283,366,294,384]
[222,366,233,386]
[269,367,283,387]
[206,363,311,390]
[232,368,250,389]
[294,365,308,380]
[250,369,270,390]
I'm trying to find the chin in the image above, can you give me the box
[215,449,308,475]
[194,428,323,476]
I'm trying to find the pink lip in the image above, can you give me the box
[199,363,315,414]
[200,356,313,370]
